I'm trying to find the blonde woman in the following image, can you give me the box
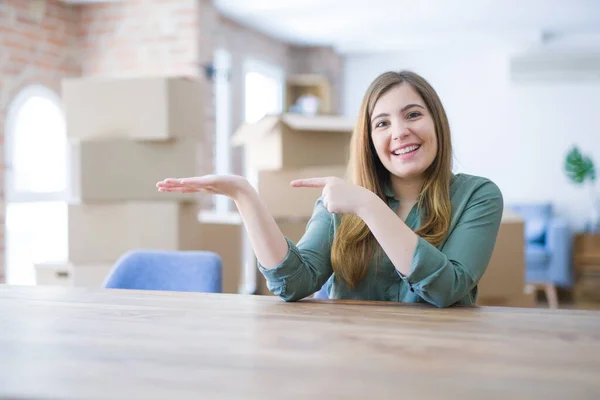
[157,71,503,308]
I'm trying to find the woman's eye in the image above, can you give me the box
[407,112,421,119]
[375,121,388,128]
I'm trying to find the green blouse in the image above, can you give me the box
[257,173,504,307]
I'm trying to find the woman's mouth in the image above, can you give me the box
[392,144,421,158]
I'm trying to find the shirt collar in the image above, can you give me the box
[383,182,397,200]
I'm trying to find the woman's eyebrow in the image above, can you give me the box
[372,104,425,122]
[401,103,425,112]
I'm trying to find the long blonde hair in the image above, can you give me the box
[331,71,453,288]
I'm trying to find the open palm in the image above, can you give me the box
[156,174,249,199]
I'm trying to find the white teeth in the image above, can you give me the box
[393,145,420,155]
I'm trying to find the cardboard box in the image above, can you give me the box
[68,202,202,264]
[38,210,245,293]
[34,262,114,288]
[34,262,72,287]
[232,113,354,170]
[68,138,197,203]
[197,211,244,294]
[477,209,532,307]
[62,76,204,141]
[256,165,347,218]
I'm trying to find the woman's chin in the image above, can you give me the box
[389,167,427,181]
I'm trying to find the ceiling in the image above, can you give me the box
[213,0,600,53]
[60,0,600,53]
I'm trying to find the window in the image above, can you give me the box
[243,59,284,123]
[5,85,69,285]
[214,48,233,214]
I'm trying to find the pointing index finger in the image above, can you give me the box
[290,177,332,188]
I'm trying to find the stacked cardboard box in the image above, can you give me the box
[35,77,230,290]
[231,113,354,295]
[478,209,535,307]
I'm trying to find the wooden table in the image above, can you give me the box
[1,285,600,400]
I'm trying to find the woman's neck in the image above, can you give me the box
[389,175,423,205]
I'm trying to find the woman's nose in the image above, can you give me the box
[392,126,410,141]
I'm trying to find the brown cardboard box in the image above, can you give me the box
[256,165,347,218]
[68,202,202,264]
[39,211,244,293]
[256,217,310,296]
[34,262,72,287]
[62,76,204,141]
[197,211,244,294]
[477,209,534,307]
[232,113,354,170]
[68,138,196,202]
[34,262,114,288]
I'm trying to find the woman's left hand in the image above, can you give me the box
[290,177,375,216]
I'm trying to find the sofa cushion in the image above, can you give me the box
[510,203,552,244]
[525,218,547,243]
[526,243,550,268]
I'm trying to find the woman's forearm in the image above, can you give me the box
[358,193,418,276]
[233,183,290,270]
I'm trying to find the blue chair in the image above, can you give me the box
[510,203,573,307]
[103,249,223,293]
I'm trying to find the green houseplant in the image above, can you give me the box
[565,146,598,232]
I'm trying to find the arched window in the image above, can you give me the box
[5,85,69,285]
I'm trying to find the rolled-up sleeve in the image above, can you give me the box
[257,199,334,302]
[398,180,504,307]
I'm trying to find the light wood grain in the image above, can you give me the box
[1,285,599,400]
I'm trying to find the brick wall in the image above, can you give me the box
[79,0,203,78]
[0,0,80,282]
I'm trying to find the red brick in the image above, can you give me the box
[4,1,29,12]
[0,25,15,35]
[46,36,67,47]
[2,38,37,53]
[41,45,64,59]
[41,17,62,33]
[18,30,46,42]
[15,13,41,26]
[9,54,31,65]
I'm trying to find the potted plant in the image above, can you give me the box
[565,146,598,232]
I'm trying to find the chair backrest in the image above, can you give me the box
[509,203,553,244]
[103,249,223,293]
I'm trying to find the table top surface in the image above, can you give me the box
[1,285,600,400]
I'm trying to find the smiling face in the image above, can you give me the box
[370,82,438,183]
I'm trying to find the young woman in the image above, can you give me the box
[157,70,504,308]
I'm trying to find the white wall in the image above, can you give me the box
[343,49,600,231]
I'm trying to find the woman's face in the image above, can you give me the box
[370,83,438,182]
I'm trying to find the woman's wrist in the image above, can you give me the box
[356,189,382,220]
[232,178,257,205]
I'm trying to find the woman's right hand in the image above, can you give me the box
[156,174,251,201]
[159,174,290,271]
